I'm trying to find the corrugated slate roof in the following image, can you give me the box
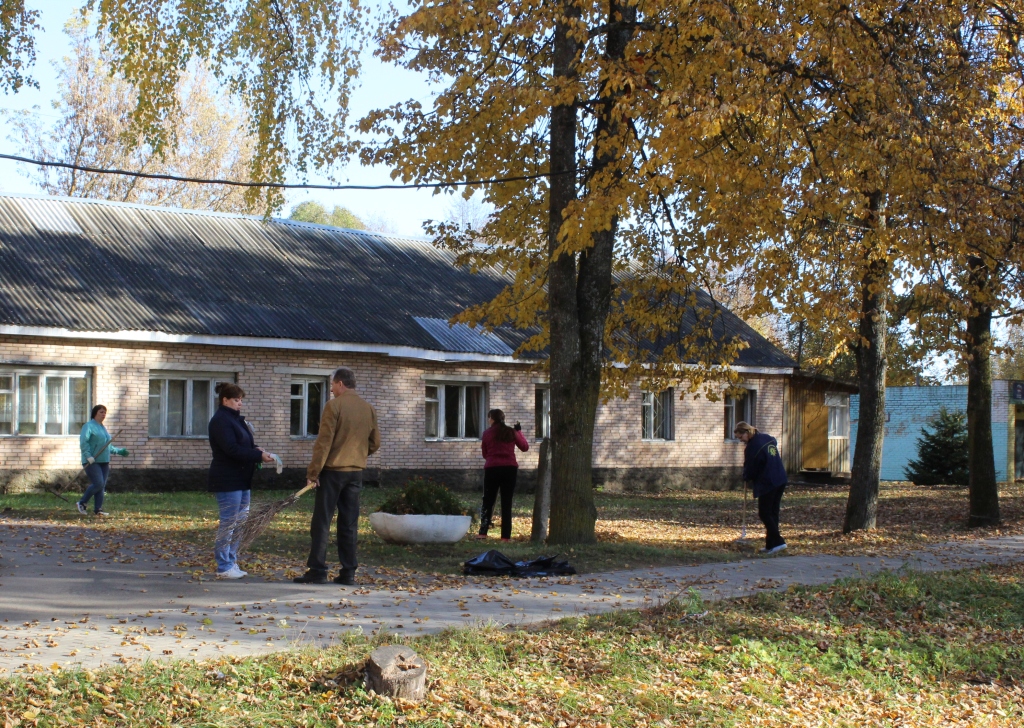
[0,194,795,367]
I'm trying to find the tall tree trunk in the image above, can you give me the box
[546,1,594,543]
[966,255,1000,527]
[547,1,633,544]
[844,193,888,533]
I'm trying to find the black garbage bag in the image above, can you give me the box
[512,554,577,577]
[463,550,576,577]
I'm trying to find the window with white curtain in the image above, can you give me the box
[724,388,757,439]
[425,382,486,439]
[148,373,229,437]
[0,369,90,436]
[826,392,850,438]
[642,389,674,440]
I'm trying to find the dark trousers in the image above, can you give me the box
[480,466,518,540]
[757,485,786,549]
[306,469,362,575]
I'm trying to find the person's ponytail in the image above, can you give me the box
[488,408,516,443]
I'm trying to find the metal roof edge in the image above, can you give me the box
[0,325,531,365]
[0,325,794,373]
[0,192,432,243]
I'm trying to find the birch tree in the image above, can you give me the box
[8,18,262,212]
[0,0,38,93]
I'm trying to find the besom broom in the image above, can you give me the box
[231,478,317,553]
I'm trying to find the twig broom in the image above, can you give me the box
[232,481,317,554]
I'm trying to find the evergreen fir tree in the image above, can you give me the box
[904,407,969,486]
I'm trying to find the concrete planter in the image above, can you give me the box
[369,512,473,544]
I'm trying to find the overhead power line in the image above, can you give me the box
[0,153,568,190]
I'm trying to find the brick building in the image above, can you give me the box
[0,194,808,493]
[850,382,1024,482]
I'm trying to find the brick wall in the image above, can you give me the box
[0,335,786,492]
[850,383,1011,482]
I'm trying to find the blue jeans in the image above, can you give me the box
[79,463,110,513]
[214,490,250,573]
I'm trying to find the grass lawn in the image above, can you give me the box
[2,563,1022,726]
[1,481,1022,580]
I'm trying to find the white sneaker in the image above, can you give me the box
[76,502,87,516]
[216,566,246,579]
[766,543,788,555]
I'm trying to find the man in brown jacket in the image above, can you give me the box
[294,367,380,585]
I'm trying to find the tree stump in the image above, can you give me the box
[531,437,552,542]
[364,645,427,702]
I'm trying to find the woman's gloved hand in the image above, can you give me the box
[112,447,129,457]
[86,456,95,465]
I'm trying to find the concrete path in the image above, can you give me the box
[2,517,1023,675]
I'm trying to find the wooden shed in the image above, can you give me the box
[781,373,859,478]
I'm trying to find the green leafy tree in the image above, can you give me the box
[904,408,969,487]
[289,200,365,230]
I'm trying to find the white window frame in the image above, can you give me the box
[642,389,674,441]
[0,368,91,437]
[148,372,228,438]
[725,387,757,440]
[290,376,329,438]
[535,385,551,440]
[424,381,488,440]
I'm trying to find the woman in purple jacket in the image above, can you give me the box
[474,408,530,542]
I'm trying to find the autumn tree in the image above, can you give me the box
[289,200,366,230]
[7,17,261,212]
[733,1,1023,532]
[995,323,1024,380]
[0,1,38,94]
[363,1,819,543]
[777,295,941,387]
[901,4,1024,526]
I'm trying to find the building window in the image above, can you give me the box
[0,369,90,436]
[535,386,551,440]
[725,388,757,439]
[826,393,850,438]
[642,389,674,440]
[425,382,486,439]
[148,375,227,437]
[291,378,326,437]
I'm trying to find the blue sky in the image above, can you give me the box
[0,1,456,236]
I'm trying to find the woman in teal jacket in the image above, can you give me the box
[77,405,129,516]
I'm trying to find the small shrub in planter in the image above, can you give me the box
[377,477,475,520]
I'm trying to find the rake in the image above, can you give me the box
[232,480,317,554]
[734,482,756,550]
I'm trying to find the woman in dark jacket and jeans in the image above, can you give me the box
[475,408,529,541]
[735,421,788,554]
[208,382,273,579]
